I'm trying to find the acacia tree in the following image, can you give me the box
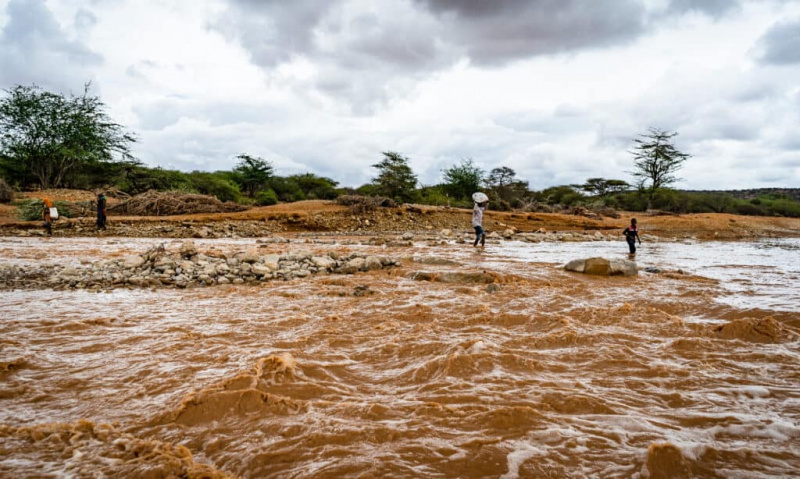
[233,153,273,197]
[372,151,418,203]
[629,128,691,208]
[575,178,630,197]
[0,84,135,189]
[484,166,519,203]
[441,158,484,201]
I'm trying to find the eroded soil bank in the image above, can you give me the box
[1,236,798,478]
[2,199,800,241]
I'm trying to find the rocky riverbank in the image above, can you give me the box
[0,241,400,291]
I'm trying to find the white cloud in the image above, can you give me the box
[0,0,798,190]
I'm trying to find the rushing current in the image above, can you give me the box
[1,235,798,478]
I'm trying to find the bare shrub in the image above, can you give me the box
[336,195,396,214]
[108,190,248,216]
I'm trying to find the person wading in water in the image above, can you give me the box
[42,197,54,236]
[96,192,108,230]
[472,200,487,248]
[623,218,642,256]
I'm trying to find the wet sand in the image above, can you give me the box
[1,236,798,477]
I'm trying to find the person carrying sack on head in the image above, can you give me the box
[472,194,488,248]
[42,197,54,236]
[96,192,108,230]
[623,218,642,256]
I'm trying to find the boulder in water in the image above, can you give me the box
[564,257,638,277]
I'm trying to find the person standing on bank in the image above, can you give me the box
[623,218,642,256]
[42,197,53,236]
[472,196,488,247]
[96,192,107,230]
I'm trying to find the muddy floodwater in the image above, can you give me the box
[1,236,798,478]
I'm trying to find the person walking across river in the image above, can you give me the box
[623,218,642,256]
[42,197,54,237]
[472,194,488,248]
[96,192,107,231]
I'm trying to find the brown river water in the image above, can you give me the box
[1,236,798,478]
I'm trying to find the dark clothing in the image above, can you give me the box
[623,225,640,254]
[97,195,107,230]
[627,237,636,254]
[473,225,485,246]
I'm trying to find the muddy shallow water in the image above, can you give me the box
[1,236,798,478]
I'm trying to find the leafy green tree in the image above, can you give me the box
[186,171,241,202]
[233,154,273,197]
[575,178,630,197]
[371,151,418,203]
[0,84,135,189]
[538,185,585,206]
[441,158,484,201]
[287,173,339,200]
[269,176,306,202]
[117,164,193,194]
[629,128,691,208]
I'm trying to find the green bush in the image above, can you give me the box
[186,172,241,203]
[255,189,278,206]
[16,199,42,221]
[538,185,585,207]
[417,186,452,207]
[768,198,800,217]
[16,199,83,220]
[734,203,765,216]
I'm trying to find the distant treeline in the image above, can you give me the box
[3,154,798,218]
[1,84,798,218]
[684,188,800,202]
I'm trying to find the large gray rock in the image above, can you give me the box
[364,256,383,271]
[564,257,638,277]
[311,256,336,269]
[261,254,280,271]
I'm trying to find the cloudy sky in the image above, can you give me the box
[1,0,798,189]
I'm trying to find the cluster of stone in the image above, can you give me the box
[0,241,400,290]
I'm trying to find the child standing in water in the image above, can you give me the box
[623,218,642,256]
[42,197,53,237]
[472,200,487,247]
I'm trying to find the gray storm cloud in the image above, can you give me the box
[0,0,798,189]
[755,18,800,65]
[0,0,102,91]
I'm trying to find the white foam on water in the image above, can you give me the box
[499,441,543,479]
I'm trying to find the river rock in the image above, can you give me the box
[241,248,260,264]
[347,257,366,270]
[311,256,336,269]
[121,255,145,269]
[564,257,638,276]
[252,265,271,276]
[261,254,280,271]
[179,241,198,258]
[364,256,383,271]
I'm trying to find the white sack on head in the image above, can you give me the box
[472,192,489,203]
